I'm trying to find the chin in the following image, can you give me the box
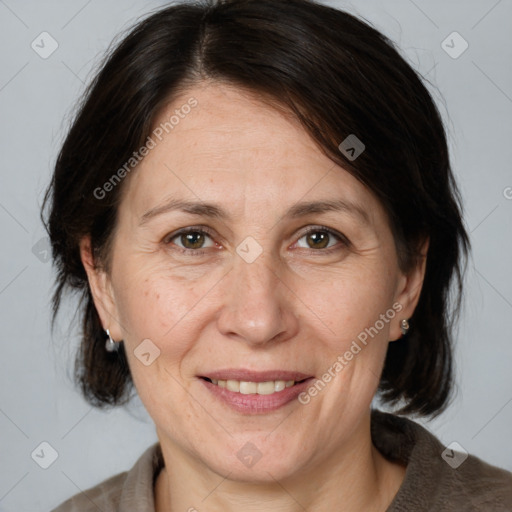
[196,435,309,482]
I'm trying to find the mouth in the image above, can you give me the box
[197,369,315,413]
[200,376,310,395]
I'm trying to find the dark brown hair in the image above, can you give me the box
[43,0,469,416]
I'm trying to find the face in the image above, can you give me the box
[83,82,425,482]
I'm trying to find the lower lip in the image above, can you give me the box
[199,378,314,414]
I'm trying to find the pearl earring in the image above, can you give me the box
[400,319,410,336]
[105,329,119,352]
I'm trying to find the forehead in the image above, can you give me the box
[150,83,328,173]
[119,82,386,227]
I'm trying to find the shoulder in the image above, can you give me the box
[371,409,512,511]
[51,471,127,512]
[50,443,164,512]
[451,453,512,509]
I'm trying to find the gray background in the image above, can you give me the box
[0,0,511,510]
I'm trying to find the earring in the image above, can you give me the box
[105,329,119,352]
[400,319,410,336]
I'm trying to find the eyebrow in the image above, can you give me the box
[139,197,370,226]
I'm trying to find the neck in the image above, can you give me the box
[155,412,405,512]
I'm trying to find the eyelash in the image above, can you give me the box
[164,225,350,257]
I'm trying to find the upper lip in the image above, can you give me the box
[200,369,314,382]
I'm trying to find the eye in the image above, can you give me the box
[294,226,348,252]
[164,227,218,254]
[163,225,349,256]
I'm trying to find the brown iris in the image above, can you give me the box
[306,231,330,249]
[181,231,206,249]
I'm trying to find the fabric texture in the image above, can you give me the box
[51,409,512,511]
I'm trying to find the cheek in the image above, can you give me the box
[111,257,210,341]
[111,263,227,398]
[111,269,207,416]
[300,262,397,344]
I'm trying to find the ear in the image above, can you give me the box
[389,237,429,341]
[79,236,123,342]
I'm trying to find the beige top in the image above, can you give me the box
[51,410,512,511]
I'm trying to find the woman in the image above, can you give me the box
[45,0,512,510]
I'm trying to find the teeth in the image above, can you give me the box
[226,380,240,392]
[211,379,297,394]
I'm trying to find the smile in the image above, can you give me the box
[198,371,315,414]
[203,378,299,395]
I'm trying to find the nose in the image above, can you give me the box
[216,251,298,347]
